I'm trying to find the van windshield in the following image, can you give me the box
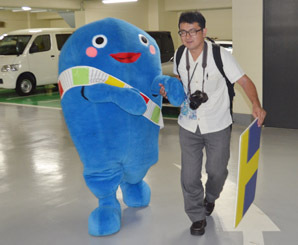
[0,35,31,55]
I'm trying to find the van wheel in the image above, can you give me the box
[16,74,36,96]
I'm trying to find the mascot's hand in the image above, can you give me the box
[151,75,185,107]
[83,84,147,115]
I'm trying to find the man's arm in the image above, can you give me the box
[159,75,181,99]
[236,74,267,126]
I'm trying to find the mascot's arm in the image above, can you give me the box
[83,84,147,115]
[151,75,185,106]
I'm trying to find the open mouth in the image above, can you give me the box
[110,52,141,63]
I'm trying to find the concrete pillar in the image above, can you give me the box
[148,0,159,30]
[232,0,263,116]
[74,10,86,29]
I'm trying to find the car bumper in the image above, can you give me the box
[0,72,17,89]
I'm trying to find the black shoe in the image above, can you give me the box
[204,198,215,216]
[190,219,207,236]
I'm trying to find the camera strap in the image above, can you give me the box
[186,41,208,95]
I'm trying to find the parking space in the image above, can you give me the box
[0,86,61,108]
[0,87,181,119]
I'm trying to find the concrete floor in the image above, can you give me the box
[0,103,297,245]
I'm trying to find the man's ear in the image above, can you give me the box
[203,28,207,38]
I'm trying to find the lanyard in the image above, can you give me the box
[186,41,208,96]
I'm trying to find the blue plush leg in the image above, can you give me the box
[88,194,121,236]
[120,180,151,207]
[84,170,122,236]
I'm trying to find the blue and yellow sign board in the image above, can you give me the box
[234,118,261,227]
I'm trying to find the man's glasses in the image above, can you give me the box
[178,29,202,37]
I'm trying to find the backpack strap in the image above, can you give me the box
[212,43,235,117]
[175,42,235,118]
[175,45,186,77]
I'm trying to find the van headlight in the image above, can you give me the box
[1,64,20,72]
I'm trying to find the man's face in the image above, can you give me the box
[179,22,206,51]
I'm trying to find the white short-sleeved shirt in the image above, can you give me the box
[174,41,244,134]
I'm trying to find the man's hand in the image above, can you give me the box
[151,75,185,107]
[252,103,267,127]
[159,83,168,99]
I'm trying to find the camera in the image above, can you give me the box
[189,90,208,110]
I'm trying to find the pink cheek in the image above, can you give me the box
[86,47,97,58]
[149,45,156,55]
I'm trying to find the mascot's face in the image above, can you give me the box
[85,32,156,63]
[59,18,162,92]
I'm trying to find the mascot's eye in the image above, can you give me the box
[139,34,149,46]
[92,35,108,48]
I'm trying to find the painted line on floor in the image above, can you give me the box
[0,102,62,110]
[39,99,61,103]
[173,163,280,245]
[5,93,58,100]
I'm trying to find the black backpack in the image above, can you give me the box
[175,43,235,116]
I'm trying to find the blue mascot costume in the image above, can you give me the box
[58,18,185,236]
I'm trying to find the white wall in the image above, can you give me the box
[201,8,232,41]
[0,11,58,34]
[0,0,78,32]
[73,0,179,48]
[82,1,149,30]
[232,0,263,114]
[148,0,159,30]
[0,0,232,48]
[155,0,179,48]
[164,0,232,11]
[0,0,263,117]
[35,12,70,28]
[0,0,81,9]
[0,11,30,34]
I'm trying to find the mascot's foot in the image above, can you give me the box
[88,198,121,236]
[120,180,151,207]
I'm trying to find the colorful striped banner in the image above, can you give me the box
[58,66,163,127]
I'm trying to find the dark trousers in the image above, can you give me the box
[179,125,231,222]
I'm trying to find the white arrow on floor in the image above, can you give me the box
[174,163,280,245]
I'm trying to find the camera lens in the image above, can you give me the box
[189,90,208,110]
[189,100,200,110]
[200,92,208,103]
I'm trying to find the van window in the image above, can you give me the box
[0,35,31,55]
[56,34,72,50]
[146,31,174,63]
[29,35,51,53]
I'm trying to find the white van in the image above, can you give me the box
[0,28,74,95]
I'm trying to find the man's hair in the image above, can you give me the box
[178,11,206,29]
